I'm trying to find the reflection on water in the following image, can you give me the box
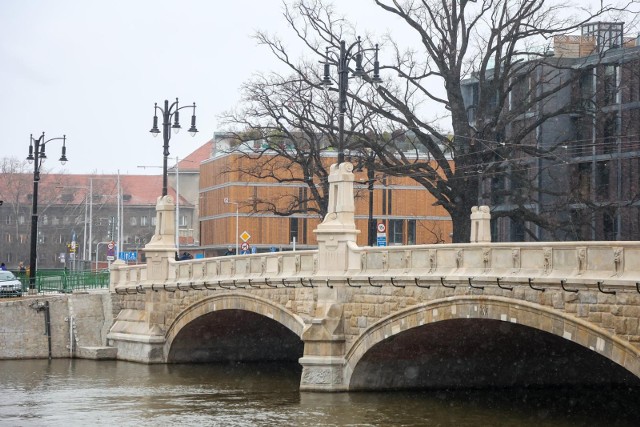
[0,359,639,426]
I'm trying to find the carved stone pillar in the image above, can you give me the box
[470,205,492,243]
[143,195,177,282]
[107,195,176,363]
[300,162,359,391]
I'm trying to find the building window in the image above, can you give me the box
[491,217,499,242]
[389,219,404,245]
[5,215,11,225]
[602,115,617,154]
[491,174,507,205]
[18,215,25,224]
[5,233,11,243]
[510,218,526,242]
[179,215,187,227]
[289,218,299,243]
[42,215,48,225]
[140,216,148,226]
[19,234,27,244]
[52,217,59,226]
[151,217,157,226]
[130,217,137,226]
[407,220,416,245]
[596,161,610,199]
[511,75,531,110]
[603,64,618,105]
[603,211,617,240]
[576,163,591,200]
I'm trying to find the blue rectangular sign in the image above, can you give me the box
[119,251,138,261]
[376,236,387,247]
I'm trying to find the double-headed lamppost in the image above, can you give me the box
[27,132,68,292]
[321,37,382,164]
[149,98,198,196]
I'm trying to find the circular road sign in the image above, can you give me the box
[241,242,250,251]
[107,241,115,250]
[377,223,386,233]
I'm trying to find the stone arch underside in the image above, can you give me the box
[346,296,640,390]
[164,293,306,363]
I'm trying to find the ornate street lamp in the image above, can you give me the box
[321,37,382,164]
[27,132,68,293]
[149,98,198,197]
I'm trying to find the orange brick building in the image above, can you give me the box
[198,136,452,256]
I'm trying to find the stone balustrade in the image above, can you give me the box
[112,241,640,294]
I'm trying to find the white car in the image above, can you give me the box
[0,271,23,297]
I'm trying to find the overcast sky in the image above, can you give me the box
[0,0,628,175]
[0,0,401,175]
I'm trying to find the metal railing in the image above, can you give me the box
[0,269,110,297]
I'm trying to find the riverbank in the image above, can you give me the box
[0,292,118,360]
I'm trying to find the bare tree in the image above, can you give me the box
[240,0,636,242]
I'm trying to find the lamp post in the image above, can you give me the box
[321,37,382,164]
[27,132,68,292]
[224,198,239,255]
[365,150,377,246]
[149,98,198,197]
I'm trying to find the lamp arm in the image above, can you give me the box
[42,136,66,145]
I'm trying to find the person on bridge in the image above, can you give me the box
[224,247,235,256]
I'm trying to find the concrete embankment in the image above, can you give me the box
[0,292,118,360]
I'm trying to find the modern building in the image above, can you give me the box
[197,133,453,256]
[462,22,640,242]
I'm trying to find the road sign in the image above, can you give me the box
[377,236,387,247]
[240,242,250,251]
[119,251,138,261]
[240,231,251,242]
[107,241,115,250]
[377,223,386,233]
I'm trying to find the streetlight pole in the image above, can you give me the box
[224,198,239,255]
[366,151,376,246]
[322,38,382,164]
[27,132,68,293]
[175,157,180,253]
[149,98,198,197]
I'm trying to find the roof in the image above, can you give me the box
[171,140,212,172]
[0,173,191,207]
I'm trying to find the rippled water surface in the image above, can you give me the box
[0,359,639,426]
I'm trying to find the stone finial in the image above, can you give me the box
[470,205,491,243]
[318,162,357,229]
[146,195,176,249]
[313,162,360,274]
[142,195,177,282]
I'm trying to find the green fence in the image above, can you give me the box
[13,270,110,295]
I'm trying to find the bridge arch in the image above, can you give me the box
[164,292,306,362]
[345,295,640,389]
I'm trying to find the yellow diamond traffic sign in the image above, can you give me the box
[240,231,251,242]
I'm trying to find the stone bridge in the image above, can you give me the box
[108,163,640,391]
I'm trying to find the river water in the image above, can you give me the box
[0,359,639,426]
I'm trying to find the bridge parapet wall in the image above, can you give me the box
[111,242,638,293]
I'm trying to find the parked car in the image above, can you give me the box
[0,271,23,297]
